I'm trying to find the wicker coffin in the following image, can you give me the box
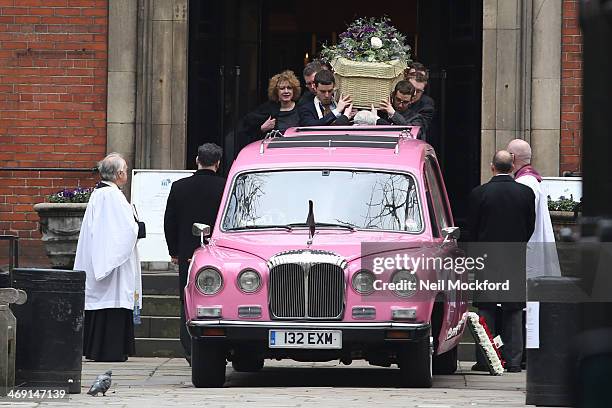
[331,57,407,109]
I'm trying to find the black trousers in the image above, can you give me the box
[475,304,523,369]
[179,259,191,359]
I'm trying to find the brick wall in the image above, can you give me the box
[560,0,583,174]
[0,0,108,264]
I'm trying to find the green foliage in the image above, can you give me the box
[320,17,411,63]
[547,194,580,212]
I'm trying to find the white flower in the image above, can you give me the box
[370,36,383,49]
[392,38,399,43]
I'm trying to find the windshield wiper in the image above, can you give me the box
[288,222,356,232]
[227,224,292,231]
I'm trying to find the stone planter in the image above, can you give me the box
[550,210,579,240]
[33,203,87,269]
[550,210,580,277]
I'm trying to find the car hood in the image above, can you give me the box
[212,230,432,263]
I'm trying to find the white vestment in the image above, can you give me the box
[516,174,562,278]
[74,182,142,311]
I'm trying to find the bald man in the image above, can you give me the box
[468,150,535,372]
[507,139,561,278]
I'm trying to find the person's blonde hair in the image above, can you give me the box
[267,70,301,102]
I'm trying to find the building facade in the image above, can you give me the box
[0,0,583,261]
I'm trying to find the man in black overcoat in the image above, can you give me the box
[468,150,535,372]
[164,143,226,363]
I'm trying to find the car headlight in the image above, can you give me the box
[391,270,417,298]
[352,270,375,295]
[237,269,261,293]
[195,267,223,295]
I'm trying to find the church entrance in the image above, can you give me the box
[187,0,482,226]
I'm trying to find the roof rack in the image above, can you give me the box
[293,126,414,133]
[265,133,401,152]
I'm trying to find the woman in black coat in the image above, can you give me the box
[240,70,302,142]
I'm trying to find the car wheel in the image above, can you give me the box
[432,345,458,375]
[191,338,227,388]
[231,357,264,372]
[398,336,433,388]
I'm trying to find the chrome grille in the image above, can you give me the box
[269,260,344,319]
[269,264,305,318]
[308,263,344,318]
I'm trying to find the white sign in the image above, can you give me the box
[131,169,194,262]
[541,177,582,202]
[526,301,540,349]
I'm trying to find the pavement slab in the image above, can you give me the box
[0,358,554,408]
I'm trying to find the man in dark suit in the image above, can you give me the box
[298,69,354,126]
[376,80,427,139]
[468,150,535,372]
[163,143,226,363]
[404,63,435,137]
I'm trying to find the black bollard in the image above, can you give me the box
[10,268,85,394]
[526,276,583,406]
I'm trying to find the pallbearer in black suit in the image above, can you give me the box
[298,69,355,126]
[164,143,226,364]
[468,150,535,373]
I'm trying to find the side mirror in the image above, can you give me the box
[441,226,460,243]
[192,223,211,246]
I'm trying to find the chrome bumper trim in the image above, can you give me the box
[188,319,429,330]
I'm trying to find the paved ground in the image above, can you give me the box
[2,358,546,407]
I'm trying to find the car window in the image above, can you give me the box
[221,170,423,233]
[424,156,451,236]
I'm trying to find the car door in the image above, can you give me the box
[423,155,466,349]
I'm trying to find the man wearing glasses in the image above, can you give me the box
[377,80,430,140]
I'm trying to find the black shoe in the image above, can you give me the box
[186,355,192,367]
[506,366,521,373]
[471,363,489,372]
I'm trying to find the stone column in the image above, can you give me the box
[135,0,188,170]
[530,0,561,176]
[107,0,138,179]
[480,0,561,181]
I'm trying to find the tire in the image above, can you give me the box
[231,358,264,372]
[432,345,458,375]
[191,338,227,388]
[398,336,433,388]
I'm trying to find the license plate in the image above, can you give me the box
[268,330,342,349]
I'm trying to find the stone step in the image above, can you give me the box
[142,271,179,296]
[135,337,183,358]
[142,294,180,317]
[134,316,180,338]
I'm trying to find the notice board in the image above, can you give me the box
[131,169,194,262]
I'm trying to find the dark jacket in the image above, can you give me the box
[163,169,226,260]
[376,109,425,139]
[408,94,435,134]
[468,174,535,309]
[297,91,315,107]
[298,99,351,126]
[468,175,535,242]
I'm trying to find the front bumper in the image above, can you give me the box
[187,319,431,343]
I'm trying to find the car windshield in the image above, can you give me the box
[221,170,423,233]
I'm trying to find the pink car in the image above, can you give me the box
[186,126,468,388]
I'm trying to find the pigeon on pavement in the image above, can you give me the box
[87,370,112,396]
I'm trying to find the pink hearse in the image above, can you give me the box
[185,126,467,388]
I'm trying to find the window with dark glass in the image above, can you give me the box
[221,170,423,232]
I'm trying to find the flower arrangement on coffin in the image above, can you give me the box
[47,187,93,203]
[320,17,412,108]
[465,312,505,375]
